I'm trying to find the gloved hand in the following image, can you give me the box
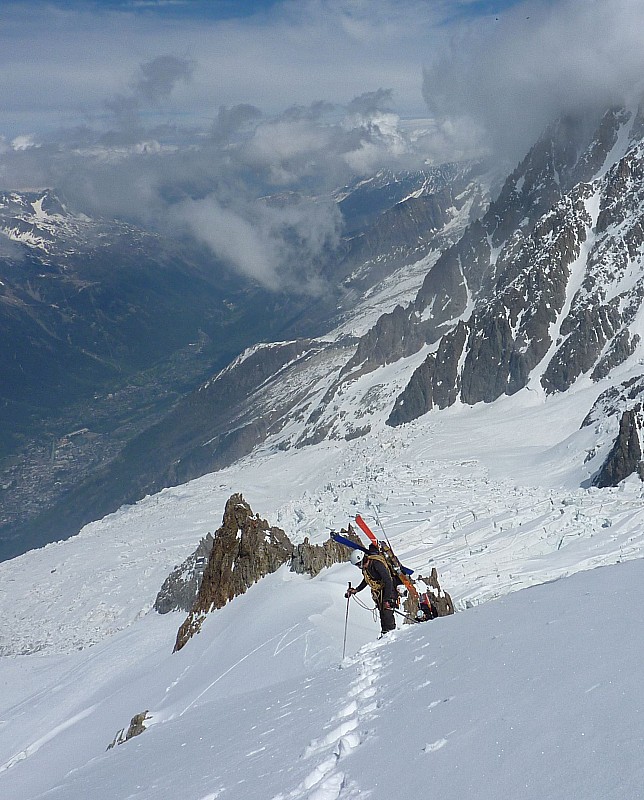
[345,587,357,598]
[383,598,397,610]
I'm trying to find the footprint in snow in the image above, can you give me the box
[333,701,358,720]
[423,738,448,753]
[427,697,453,709]
[347,679,374,698]
[300,754,339,791]
[302,719,358,759]
[335,732,361,759]
[306,770,346,800]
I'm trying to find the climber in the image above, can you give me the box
[415,591,438,622]
[345,544,398,636]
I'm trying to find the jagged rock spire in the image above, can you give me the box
[174,494,293,651]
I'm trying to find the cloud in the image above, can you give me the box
[11,135,40,152]
[132,55,195,103]
[422,0,644,165]
[0,46,412,290]
[174,193,342,293]
[212,104,263,143]
[2,0,642,289]
[0,0,452,138]
[346,89,394,117]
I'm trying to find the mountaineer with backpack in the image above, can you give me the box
[345,544,399,636]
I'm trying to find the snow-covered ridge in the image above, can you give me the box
[201,340,309,390]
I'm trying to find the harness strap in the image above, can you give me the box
[362,553,390,596]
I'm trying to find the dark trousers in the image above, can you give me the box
[378,598,396,634]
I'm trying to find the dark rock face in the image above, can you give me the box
[291,532,356,577]
[154,534,215,614]
[387,357,436,427]
[381,113,609,422]
[413,233,474,330]
[593,407,644,488]
[592,330,640,381]
[107,711,150,750]
[341,304,426,378]
[541,137,644,394]
[391,183,592,419]
[582,377,644,486]
[387,321,468,426]
[174,494,293,651]
[468,188,590,402]
[172,496,355,651]
[387,107,644,427]
[542,302,621,392]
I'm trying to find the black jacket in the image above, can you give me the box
[356,554,396,602]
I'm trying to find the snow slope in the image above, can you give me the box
[1,552,642,799]
[1,374,643,799]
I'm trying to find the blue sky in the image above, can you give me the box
[42,1,289,19]
[5,0,525,21]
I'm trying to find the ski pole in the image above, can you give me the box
[373,506,394,551]
[342,582,352,659]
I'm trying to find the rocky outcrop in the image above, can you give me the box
[582,377,644,486]
[403,567,454,622]
[387,357,436,427]
[107,711,150,750]
[159,521,355,612]
[174,495,294,651]
[291,526,360,577]
[154,534,214,614]
[592,330,640,381]
[340,304,426,378]
[172,496,355,651]
[420,568,455,617]
[593,406,644,488]
[387,321,468,426]
[389,186,592,423]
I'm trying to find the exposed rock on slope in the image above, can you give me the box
[291,530,358,577]
[172,496,355,651]
[582,377,644,487]
[409,568,455,621]
[349,112,609,381]
[174,495,293,651]
[593,407,644,488]
[107,711,151,750]
[154,534,214,614]
[385,107,644,427]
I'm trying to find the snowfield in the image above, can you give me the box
[1,370,643,799]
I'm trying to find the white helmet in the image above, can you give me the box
[350,550,364,566]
